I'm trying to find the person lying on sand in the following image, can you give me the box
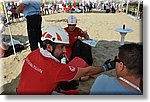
[0,23,28,57]
[0,41,28,58]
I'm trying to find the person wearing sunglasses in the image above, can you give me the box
[90,43,143,95]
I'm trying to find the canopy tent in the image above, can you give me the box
[124,0,143,19]
[0,0,16,56]
[2,0,19,2]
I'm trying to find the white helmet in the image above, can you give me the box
[67,15,77,25]
[41,25,69,44]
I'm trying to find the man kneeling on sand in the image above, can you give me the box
[17,25,115,95]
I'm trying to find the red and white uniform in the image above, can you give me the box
[64,27,85,59]
[17,49,78,95]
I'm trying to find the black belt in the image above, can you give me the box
[26,14,41,18]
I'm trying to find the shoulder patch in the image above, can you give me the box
[68,66,76,72]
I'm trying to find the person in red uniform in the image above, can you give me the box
[17,25,116,95]
[64,15,93,66]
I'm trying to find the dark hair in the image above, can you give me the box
[41,40,56,50]
[118,43,143,78]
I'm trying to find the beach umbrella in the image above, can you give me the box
[0,0,16,56]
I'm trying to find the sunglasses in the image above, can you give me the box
[68,24,76,26]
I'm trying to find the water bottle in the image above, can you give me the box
[61,56,66,64]
[77,36,81,40]
[123,24,125,29]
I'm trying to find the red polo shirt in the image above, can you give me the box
[64,27,85,59]
[17,49,78,95]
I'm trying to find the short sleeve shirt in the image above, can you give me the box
[20,0,41,17]
[64,27,85,48]
[17,49,78,94]
[90,74,142,95]
[64,27,85,59]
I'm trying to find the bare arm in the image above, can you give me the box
[0,42,9,50]
[16,3,27,13]
[83,31,89,39]
[73,66,105,80]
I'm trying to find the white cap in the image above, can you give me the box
[67,15,77,25]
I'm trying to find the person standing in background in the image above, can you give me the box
[16,0,42,51]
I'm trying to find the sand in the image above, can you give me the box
[0,12,142,95]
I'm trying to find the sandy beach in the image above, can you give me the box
[0,12,142,95]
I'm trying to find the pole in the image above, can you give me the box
[120,32,127,45]
[126,0,129,14]
[137,0,140,19]
[82,0,84,14]
[2,0,16,56]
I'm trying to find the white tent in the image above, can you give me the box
[3,0,19,2]
[0,0,16,56]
